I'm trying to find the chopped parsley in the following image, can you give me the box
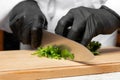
[32,45,74,60]
[87,41,101,55]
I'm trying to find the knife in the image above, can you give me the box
[41,30,94,62]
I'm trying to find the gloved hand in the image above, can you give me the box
[9,0,47,49]
[55,6,120,46]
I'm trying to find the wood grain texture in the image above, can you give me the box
[0,47,120,80]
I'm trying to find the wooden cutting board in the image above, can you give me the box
[0,47,120,80]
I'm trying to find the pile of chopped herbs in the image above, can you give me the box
[32,45,74,60]
[32,41,101,60]
[87,41,101,55]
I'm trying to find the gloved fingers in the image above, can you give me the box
[21,21,32,45]
[81,15,97,46]
[10,15,24,41]
[55,13,73,36]
[9,12,24,26]
[30,16,45,49]
[41,15,48,30]
[31,27,42,49]
[66,18,86,42]
[21,20,42,49]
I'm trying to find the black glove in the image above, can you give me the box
[9,0,47,49]
[55,6,120,46]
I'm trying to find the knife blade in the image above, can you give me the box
[41,30,94,62]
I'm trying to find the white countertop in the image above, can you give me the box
[48,72,120,80]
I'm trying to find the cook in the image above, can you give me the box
[0,0,119,49]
